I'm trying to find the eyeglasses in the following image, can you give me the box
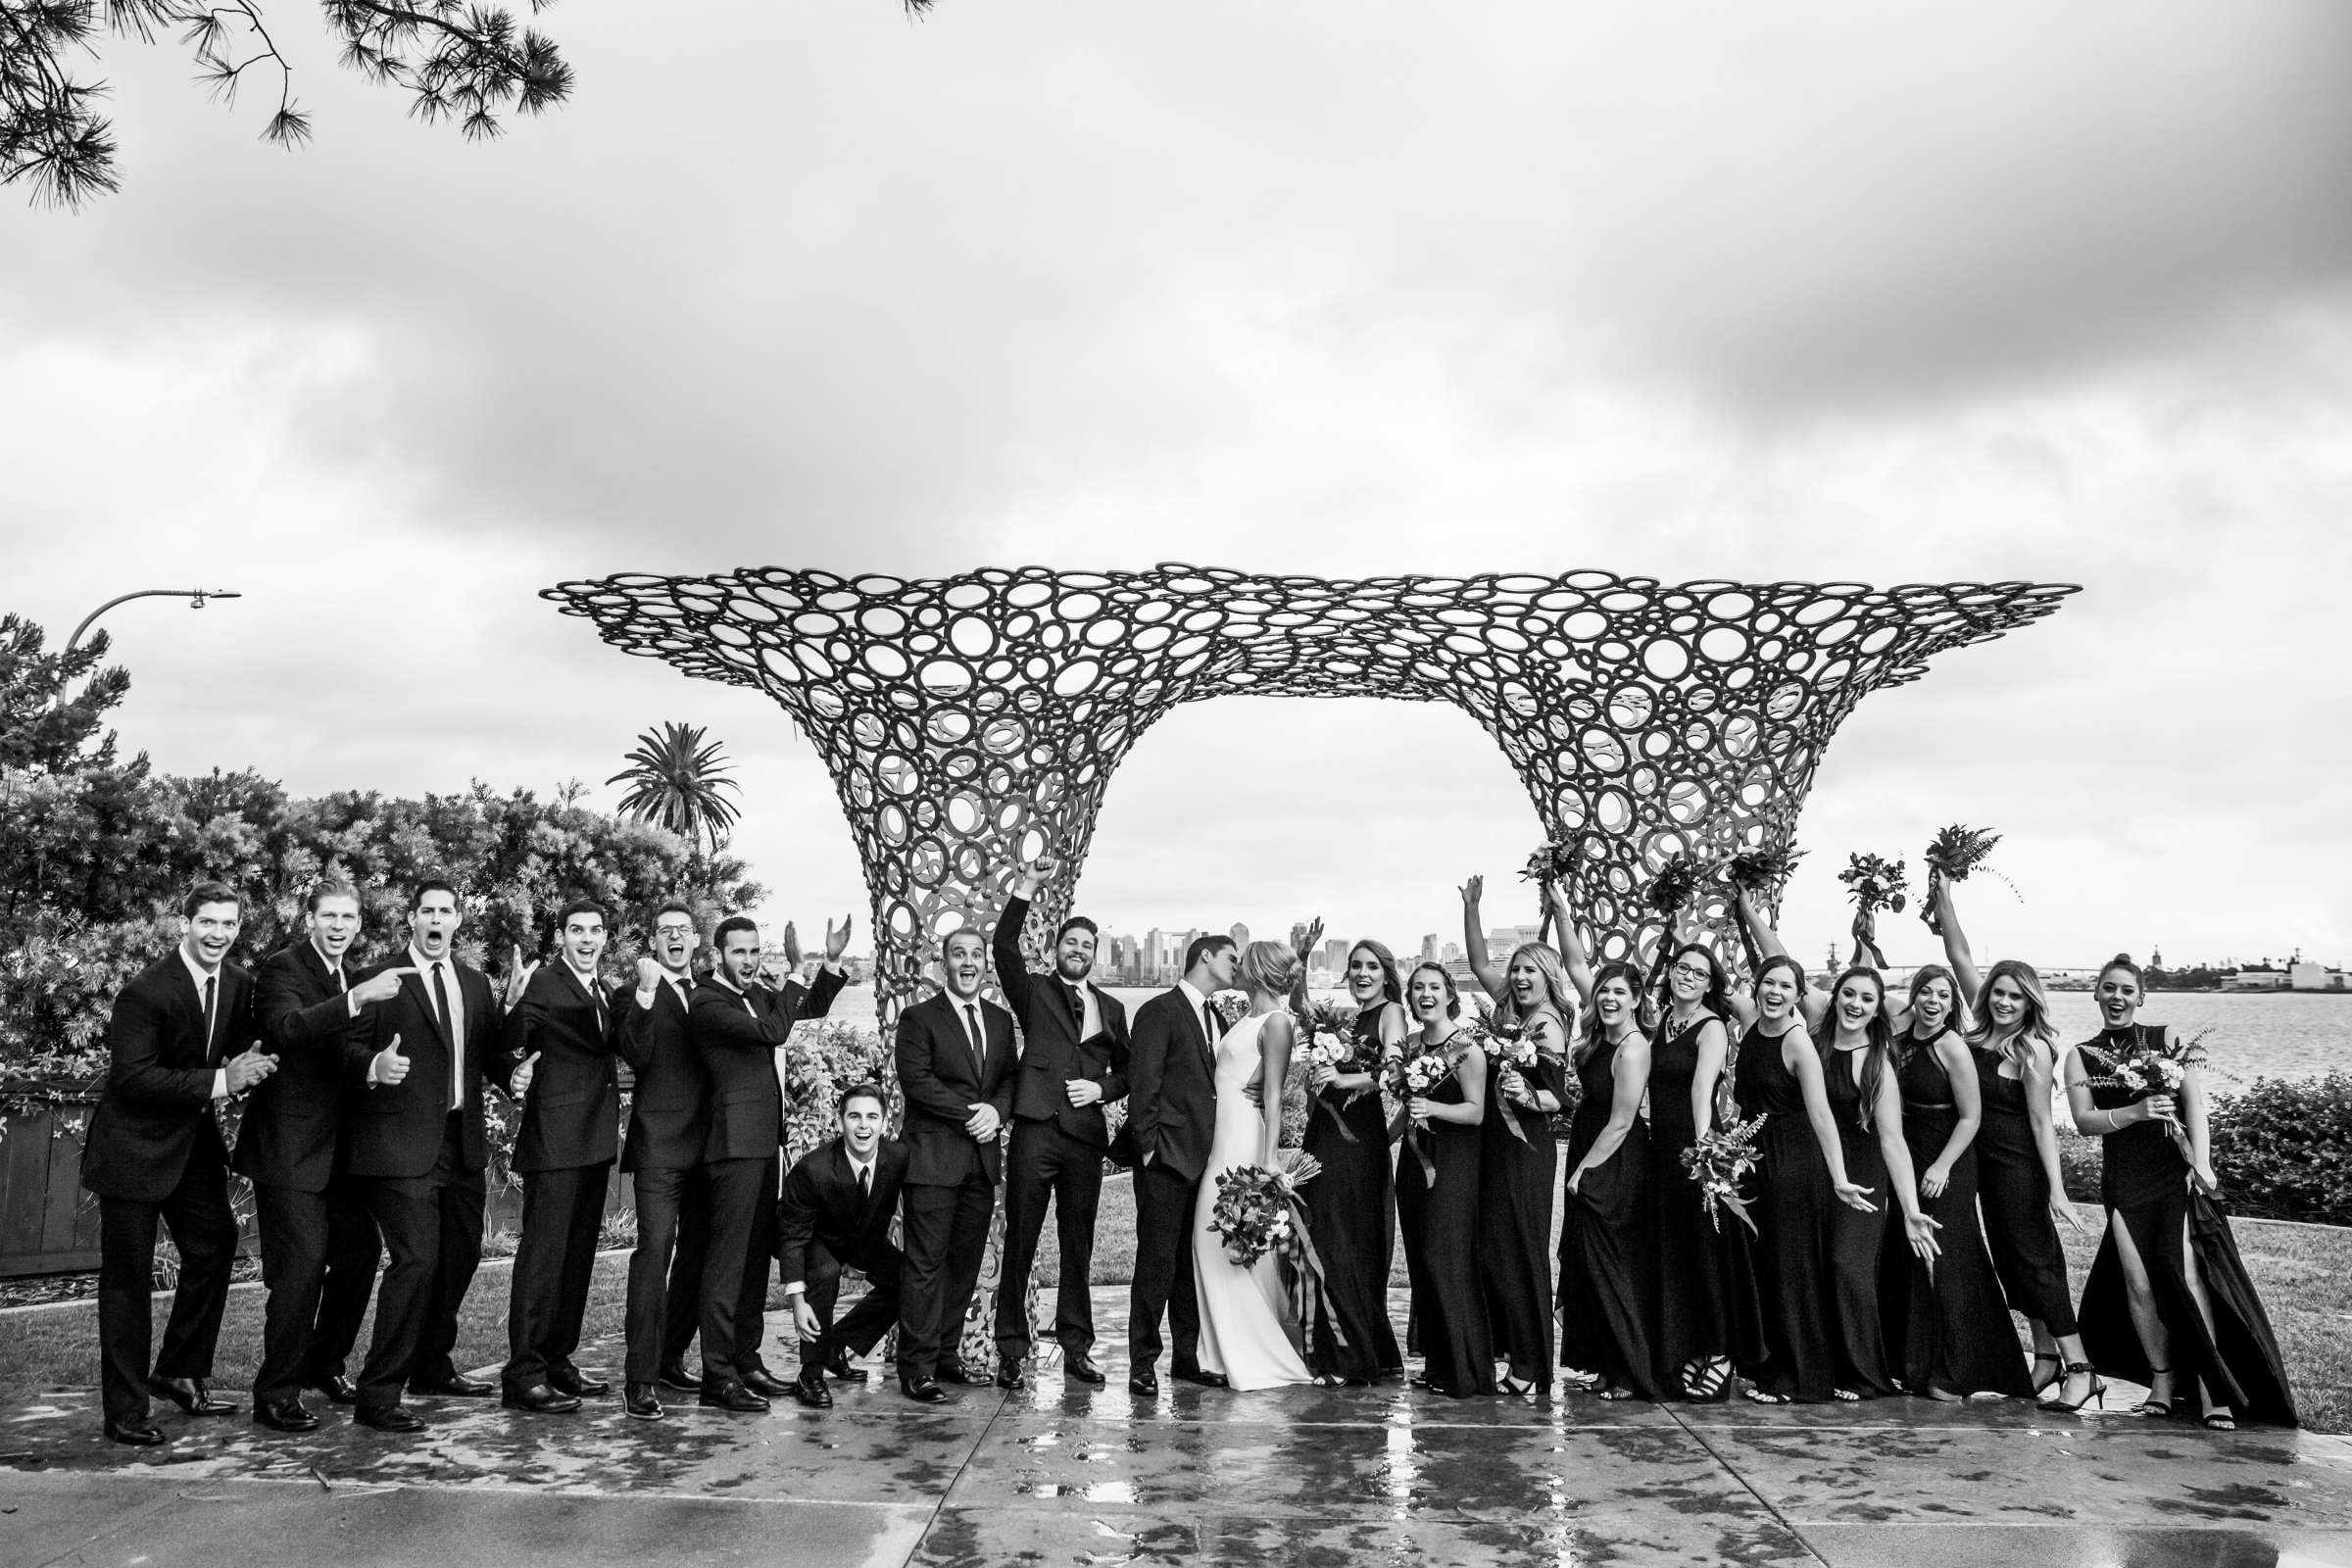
[655,924,696,939]
[1670,963,1711,981]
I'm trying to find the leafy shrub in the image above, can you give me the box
[2210,1074,2352,1226]
[2055,1125,2102,1204]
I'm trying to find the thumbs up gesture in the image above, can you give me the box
[513,1051,542,1099]
[371,1032,411,1088]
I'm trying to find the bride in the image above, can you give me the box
[1189,940,1316,1391]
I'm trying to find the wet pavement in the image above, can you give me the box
[5,1289,2350,1567]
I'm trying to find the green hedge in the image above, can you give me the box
[2054,1075,2352,1227]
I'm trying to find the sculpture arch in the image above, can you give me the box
[545,564,2074,1021]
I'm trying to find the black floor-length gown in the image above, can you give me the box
[1394,1046,1493,1396]
[2075,1026,2297,1427]
[1556,1041,1659,1398]
[1971,1044,2079,1341]
[1821,1045,1896,1396]
[1736,1023,1838,1401]
[1648,1011,1756,1399]
[1303,1007,1403,1383]
[1480,1042,1565,1389]
[1883,1033,2034,1398]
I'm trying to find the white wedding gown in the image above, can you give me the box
[1190,1010,1312,1391]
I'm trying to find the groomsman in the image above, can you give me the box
[688,913,849,1410]
[239,880,402,1431]
[342,879,519,1432]
[498,899,622,1414]
[989,856,1128,1390]
[777,1082,908,1409]
[893,929,1015,1403]
[1124,933,1240,1396]
[81,882,278,1446]
[613,900,713,1420]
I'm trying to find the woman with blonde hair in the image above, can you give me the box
[1395,959,1494,1396]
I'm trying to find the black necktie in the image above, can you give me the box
[1201,1001,1218,1050]
[331,966,346,995]
[202,975,219,1062]
[1065,984,1086,1034]
[431,962,454,1040]
[858,1163,872,1199]
[963,1004,987,1074]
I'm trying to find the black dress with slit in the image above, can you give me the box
[1480,1035,1565,1389]
[1302,1006,1402,1383]
[1883,1032,2034,1398]
[1970,1043,2079,1336]
[2074,1026,2297,1426]
[1647,1011,1755,1399]
[1394,1043,1494,1396]
[1556,1040,1659,1398]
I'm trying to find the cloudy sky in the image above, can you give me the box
[6,0,2350,971]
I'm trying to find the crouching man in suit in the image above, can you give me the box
[777,1083,907,1409]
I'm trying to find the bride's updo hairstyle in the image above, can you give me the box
[1237,940,1301,998]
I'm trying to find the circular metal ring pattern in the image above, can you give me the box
[545,564,2075,1025]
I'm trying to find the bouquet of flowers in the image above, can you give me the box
[1391,1046,1460,1182]
[1722,841,1803,897]
[1679,1112,1767,1236]
[2082,1026,2213,1131]
[1919,823,2017,934]
[1838,852,1908,967]
[1643,853,1707,916]
[1520,834,1594,886]
[1297,1008,1368,1142]
[1206,1154,1324,1268]
[1474,1018,1540,1145]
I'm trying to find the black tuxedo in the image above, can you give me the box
[239,940,382,1403]
[893,989,1015,1380]
[1124,985,1225,1374]
[81,952,254,1425]
[500,962,622,1393]
[613,971,710,1383]
[777,1136,908,1365]
[687,966,844,1382]
[991,895,1129,1362]
[342,953,511,1408]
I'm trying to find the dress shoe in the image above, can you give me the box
[548,1366,611,1398]
[355,1402,426,1433]
[149,1376,235,1415]
[935,1361,988,1387]
[697,1379,769,1412]
[824,1348,869,1384]
[740,1366,795,1400]
[900,1375,950,1404]
[105,1418,166,1447]
[623,1383,663,1420]
[996,1363,1028,1392]
[656,1359,702,1393]
[1173,1367,1229,1390]
[410,1372,494,1398]
[253,1396,319,1433]
[1128,1367,1159,1396]
[793,1369,834,1409]
[501,1383,583,1414]
[305,1373,360,1406]
[1064,1351,1106,1385]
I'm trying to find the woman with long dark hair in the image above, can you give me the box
[1554,959,1661,1400]
[1931,882,2098,1411]
[1482,931,1572,1396]
[1883,963,2033,1399]
[1300,938,1407,1385]
[1394,960,1494,1397]
[2064,956,2296,1429]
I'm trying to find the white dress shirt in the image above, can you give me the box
[411,945,466,1111]
[179,946,230,1102]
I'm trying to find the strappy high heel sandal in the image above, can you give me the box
[2134,1367,2176,1418]
[1681,1354,1732,1400]
[1498,1373,1538,1397]
[1832,1387,1863,1403]
[1742,1386,1789,1405]
[2029,1353,2062,1396]
[2040,1361,2106,1413]
[2200,1408,2238,1431]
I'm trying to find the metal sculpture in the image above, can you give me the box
[544,564,2076,1014]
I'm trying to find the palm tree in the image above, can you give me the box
[608,722,743,857]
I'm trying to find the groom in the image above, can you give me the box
[1123,932,1240,1396]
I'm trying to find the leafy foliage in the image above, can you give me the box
[0,613,127,770]
[2209,1074,2352,1227]
[608,720,743,857]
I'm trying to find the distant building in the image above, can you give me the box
[1230,921,1250,949]
[1322,938,1349,975]
[2290,960,2345,992]
[1487,925,1544,957]
[1441,941,1463,964]
[2225,963,2289,992]
[1420,933,1440,963]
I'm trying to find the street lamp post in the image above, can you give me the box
[65,589,242,654]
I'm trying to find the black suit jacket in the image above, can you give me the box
[690,967,845,1163]
[236,939,359,1192]
[503,962,621,1173]
[82,953,258,1202]
[894,990,1016,1187]
[992,894,1129,1149]
[341,956,508,1180]
[776,1136,908,1285]
[1123,986,1221,1184]
[614,974,708,1173]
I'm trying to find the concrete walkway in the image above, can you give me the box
[5,1289,2350,1567]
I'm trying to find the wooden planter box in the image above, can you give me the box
[0,1087,103,1278]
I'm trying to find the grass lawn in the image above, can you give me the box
[7,1186,2344,1434]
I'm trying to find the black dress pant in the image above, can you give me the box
[996,1119,1103,1361]
[504,1161,612,1390]
[95,1139,240,1426]
[625,1163,710,1383]
[799,1236,903,1365]
[251,1172,381,1402]
[898,1173,995,1380]
[354,1111,486,1407]
[1127,1158,1202,1373]
[701,1153,780,1381]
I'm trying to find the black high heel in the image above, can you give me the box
[2134,1367,2176,1418]
[2029,1353,2062,1396]
[2039,1361,2106,1413]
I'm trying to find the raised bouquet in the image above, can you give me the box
[1642,852,1707,916]
[1838,852,1908,968]
[1679,1112,1767,1236]
[1722,841,1803,897]
[1919,823,2016,934]
[1520,834,1593,886]
[2081,1026,2213,1131]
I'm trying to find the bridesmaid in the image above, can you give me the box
[1300,938,1407,1385]
[1481,932,1572,1396]
[1394,960,1494,1397]
[2064,956,2297,1429]
[1931,882,2098,1411]
[1557,961,1662,1400]
[1885,965,2031,1399]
